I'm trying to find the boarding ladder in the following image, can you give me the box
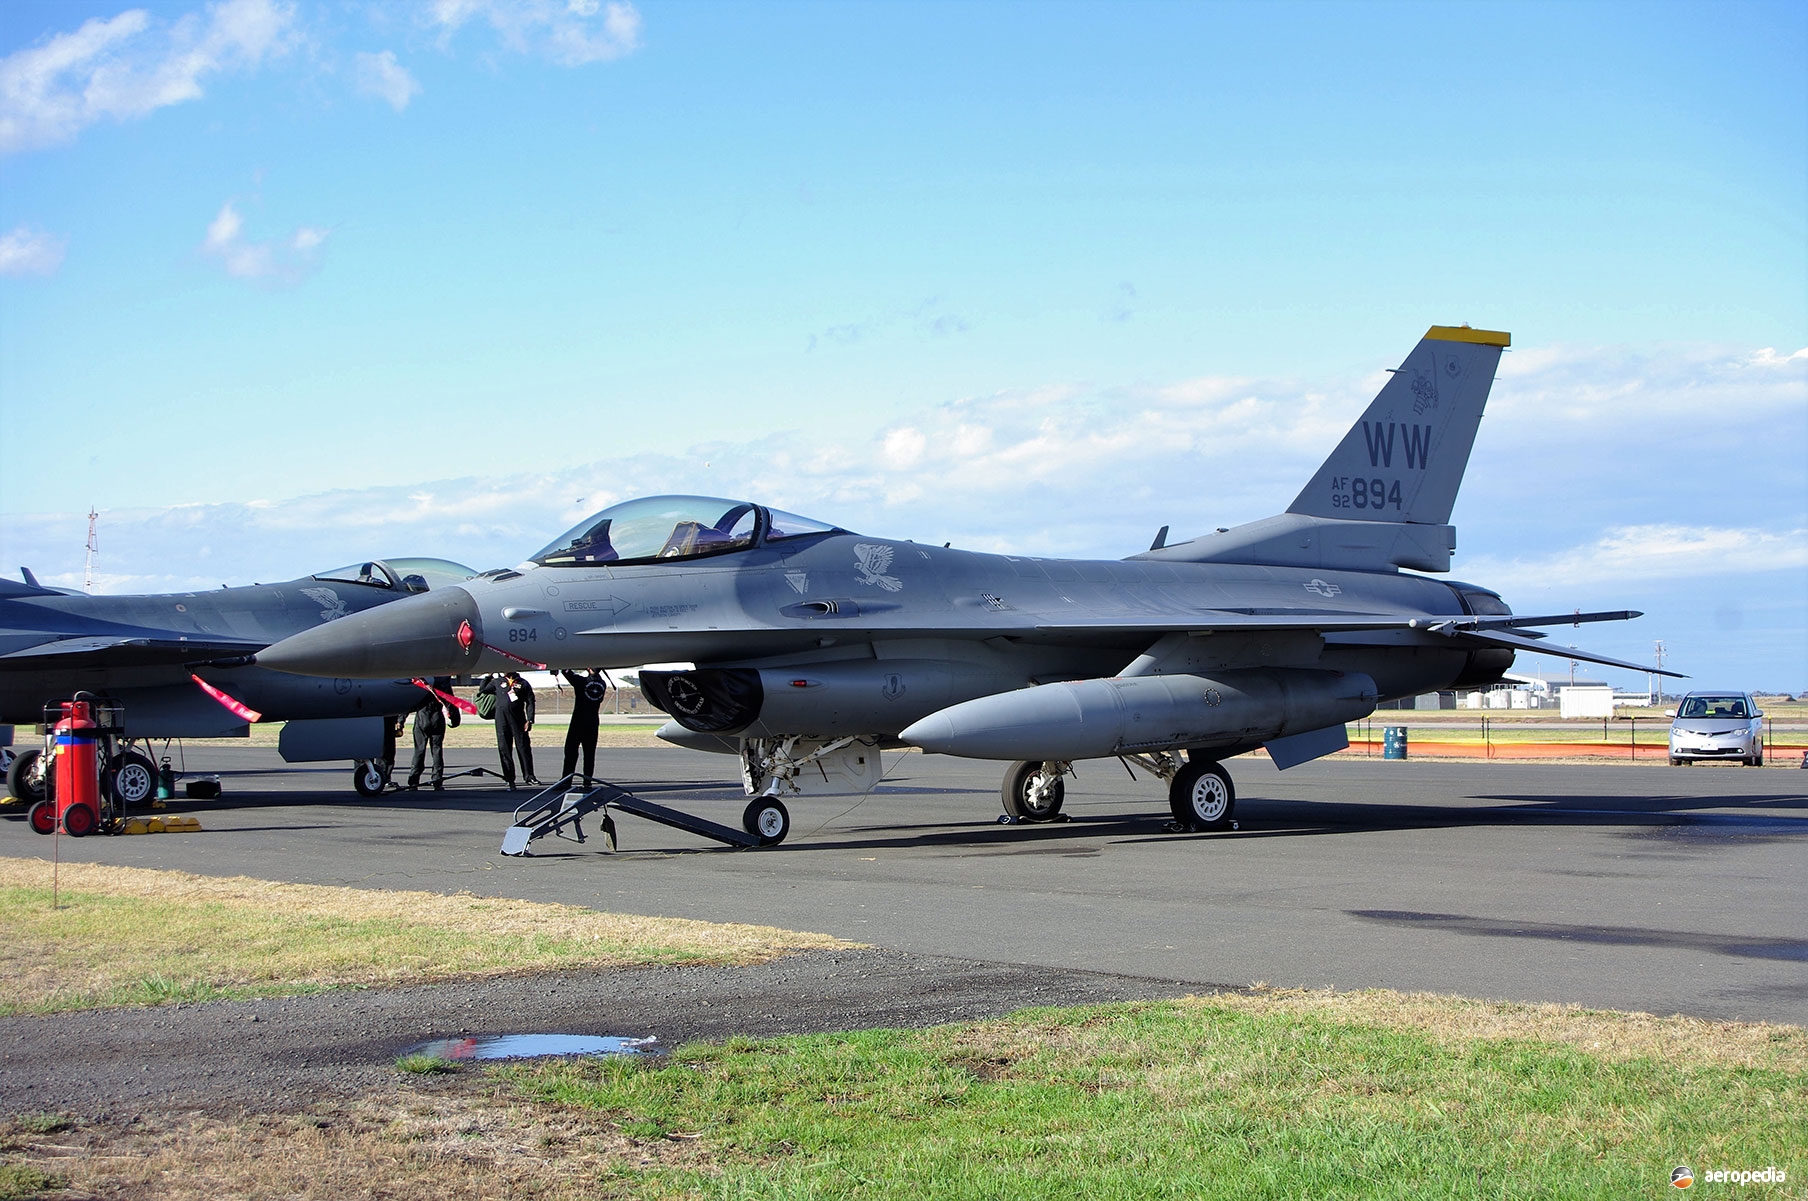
[500,774,761,856]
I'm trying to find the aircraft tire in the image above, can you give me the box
[27,800,56,836]
[109,752,158,807]
[351,760,387,797]
[63,802,97,838]
[742,798,791,847]
[7,749,46,805]
[1169,760,1235,832]
[1000,760,1066,822]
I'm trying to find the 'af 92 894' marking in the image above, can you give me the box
[1329,476,1403,510]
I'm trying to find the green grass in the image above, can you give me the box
[0,1164,63,1201]
[395,1054,461,1075]
[508,1000,1806,1200]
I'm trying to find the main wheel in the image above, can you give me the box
[1169,760,1236,832]
[63,802,98,837]
[108,751,158,807]
[1000,760,1066,822]
[7,749,45,805]
[27,800,56,835]
[742,797,791,846]
[352,760,387,797]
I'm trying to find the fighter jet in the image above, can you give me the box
[257,327,1675,841]
[2,557,477,803]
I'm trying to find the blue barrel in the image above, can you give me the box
[1383,726,1408,759]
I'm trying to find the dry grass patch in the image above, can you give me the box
[0,1082,703,1201]
[944,987,1803,1072]
[1198,985,1805,1068]
[0,857,848,1015]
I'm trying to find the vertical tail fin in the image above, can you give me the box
[1288,325,1508,525]
[1140,326,1509,573]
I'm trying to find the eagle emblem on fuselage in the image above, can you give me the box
[853,544,903,592]
[299,587,348,622]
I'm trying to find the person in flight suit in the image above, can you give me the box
[406,678,459,791]
[560,668,609,787]
[479,671,537,789]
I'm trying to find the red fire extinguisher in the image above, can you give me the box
[29,700,102,837]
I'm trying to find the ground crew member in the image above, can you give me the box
[560,668,609,786]
[479,672,537,789]
[406,677,459,791]
[381,712,405,786]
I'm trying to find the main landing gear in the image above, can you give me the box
[995,751,1238,834]
[1166,758,1236,832]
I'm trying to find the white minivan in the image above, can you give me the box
[1668,691,1765,766]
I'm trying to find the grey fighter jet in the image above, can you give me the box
[2,557,476,803]
[258,327,1675,841]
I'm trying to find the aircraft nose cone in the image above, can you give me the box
[257,586,484,679]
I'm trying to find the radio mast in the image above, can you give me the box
[84,508,97,594]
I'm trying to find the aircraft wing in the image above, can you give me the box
[0,633,267,671]
[1024,609,1644,638]
[1025,608,1674,675]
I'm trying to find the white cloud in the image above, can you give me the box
[353,49,419,111]
[0,224,66,276]
[1461,525,1808,592]
[1491,339,1807,424]
[429,0,642,66]
[0,0,296,155]
[200,199,328,284]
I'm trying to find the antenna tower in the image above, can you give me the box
[84,508,97,594]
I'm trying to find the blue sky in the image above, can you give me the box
[1,0,1804,691]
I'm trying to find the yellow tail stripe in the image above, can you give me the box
[1425,325,1511,347]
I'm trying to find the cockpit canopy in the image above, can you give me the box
[530,495,844,567]
[313,558,479,593]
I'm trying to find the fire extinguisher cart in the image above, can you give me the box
[27,695,129,838]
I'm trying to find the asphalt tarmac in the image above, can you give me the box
[7,746,1805,1026]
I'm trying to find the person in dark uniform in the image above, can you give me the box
[479,671,537,789]
[560,668,609,787]
[381,712,405,785]
[406,678,459,791]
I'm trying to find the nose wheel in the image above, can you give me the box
[742,798,791,846]
[352,759,389,797]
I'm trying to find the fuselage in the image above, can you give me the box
[258,524,1512,742]
[0,559,473,736]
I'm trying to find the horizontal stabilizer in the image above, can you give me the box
[1454,627,1685,678]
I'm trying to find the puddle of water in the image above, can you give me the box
[405,1034,658,1061]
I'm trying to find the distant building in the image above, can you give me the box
[1500,670,1628,717]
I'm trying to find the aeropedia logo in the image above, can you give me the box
[1673,1163,1789,1189]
